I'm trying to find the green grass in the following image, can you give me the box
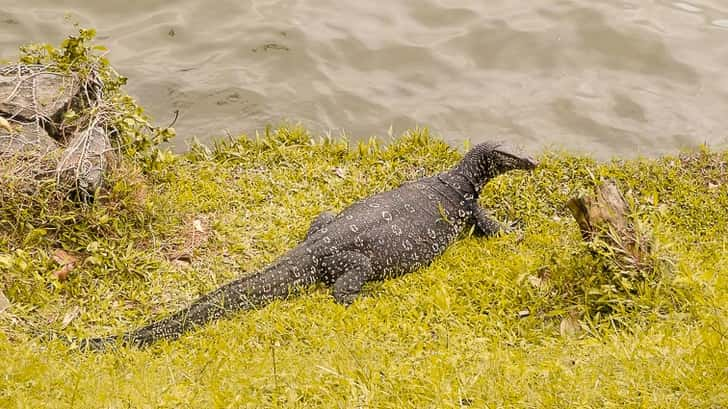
[1,126,726,408]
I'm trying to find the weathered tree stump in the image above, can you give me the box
[566,179,654,275]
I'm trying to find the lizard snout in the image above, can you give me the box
[523,156,539,170]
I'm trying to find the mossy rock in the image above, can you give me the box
[0,120,59,157]
[0,64,79,125]
[0,64,114,199]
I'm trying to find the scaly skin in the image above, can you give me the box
[80,142,538,350]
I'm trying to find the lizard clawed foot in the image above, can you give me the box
[333,292,358,306]
[500,218,524,234]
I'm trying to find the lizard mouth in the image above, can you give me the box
[495,147,539,170]
[523,156,539,169]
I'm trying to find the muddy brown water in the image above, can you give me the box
[2,1,727,158]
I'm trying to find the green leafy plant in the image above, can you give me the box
[18,27,175,169]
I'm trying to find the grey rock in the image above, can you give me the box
[0,65,78,124]
[0,119,59,157]
[1,64,114,199]
[56,126,112,196]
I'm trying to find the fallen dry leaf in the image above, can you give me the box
[527,275,547,291]
[171,259,192,269]
[53,264,74,281]
[0,117,13,133]
[193,218,205,233]
[168,216,211,262]
[61,306,81,328]
[560,314,582,338]
[52,249,78,265]
[52,249,78,281]
[0,290,10,313]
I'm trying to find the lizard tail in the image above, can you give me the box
[74,267,302,351]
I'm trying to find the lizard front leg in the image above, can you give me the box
[321,251,374,305]
[470,206,518,237]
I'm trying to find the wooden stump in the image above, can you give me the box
[566,179,653,275]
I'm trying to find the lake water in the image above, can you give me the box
[2,1,727,158]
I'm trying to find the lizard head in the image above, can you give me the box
[455,142,538,192]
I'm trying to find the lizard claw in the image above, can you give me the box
[333,292,359,306]
[501,218,524,234]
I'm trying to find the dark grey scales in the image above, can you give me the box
[79,142,538,350]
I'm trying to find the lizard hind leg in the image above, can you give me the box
[305,211,337,239]
[321,251,374,305]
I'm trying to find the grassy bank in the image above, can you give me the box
[1,127,726,408]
